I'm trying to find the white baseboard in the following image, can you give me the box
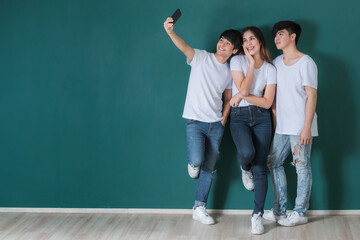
[0,208,359,215]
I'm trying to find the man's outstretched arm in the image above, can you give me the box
[163,17,195,61]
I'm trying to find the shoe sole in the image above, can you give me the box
[192,215,215,225]
[189,174,199,179]
[251,230,264,235]
[278,220,308,227]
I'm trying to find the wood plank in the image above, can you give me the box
[0,213,359,240]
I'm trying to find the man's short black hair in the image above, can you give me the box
[219,29,242,54]
[272,21,302,45]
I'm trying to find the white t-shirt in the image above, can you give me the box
[182,49,233,123]
[230,55,277,107]
[273,54,318,136]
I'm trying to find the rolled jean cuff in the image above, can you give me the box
[295,210,307,217]
[194,201,206,208]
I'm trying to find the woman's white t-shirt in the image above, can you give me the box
[230,55,277,107]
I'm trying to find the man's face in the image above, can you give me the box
[216,37,238,57]
[274,29,295,50]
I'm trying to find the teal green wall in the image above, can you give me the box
[1,0,359,210]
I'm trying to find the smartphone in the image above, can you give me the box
[170,8,182,24]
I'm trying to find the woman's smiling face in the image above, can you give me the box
[243,30,261,56]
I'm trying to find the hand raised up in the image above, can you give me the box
[163,17,174,35]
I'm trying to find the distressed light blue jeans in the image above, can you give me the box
[186,119,225,208]
[267,133,313,217]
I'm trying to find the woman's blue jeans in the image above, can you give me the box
[230,106,272,215]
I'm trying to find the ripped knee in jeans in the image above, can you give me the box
[291,145,303,166]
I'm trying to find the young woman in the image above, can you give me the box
[229,26,276,235]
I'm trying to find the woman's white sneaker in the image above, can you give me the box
[277,211,308,226]
[241,167,254,191]
[192,206,215,225]
[251,213,264,235]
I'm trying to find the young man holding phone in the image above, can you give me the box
[264,21,318,226]
[163,12,242,224]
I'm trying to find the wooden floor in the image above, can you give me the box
[0,212,359,240]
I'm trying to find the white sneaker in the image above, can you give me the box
[192,206,215,225]
[188,164,200,178]
[241,167,254,191]
[277,211,308,227]
[263,210,286,222]
[251,212,264,235]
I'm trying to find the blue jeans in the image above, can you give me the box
[186,119,225,207]
[267,133,313,217]
[229,106,272,215]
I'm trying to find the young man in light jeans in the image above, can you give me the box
[264,21,318,227]
[163,17,242,224]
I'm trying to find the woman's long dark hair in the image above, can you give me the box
[242,26,272,64]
